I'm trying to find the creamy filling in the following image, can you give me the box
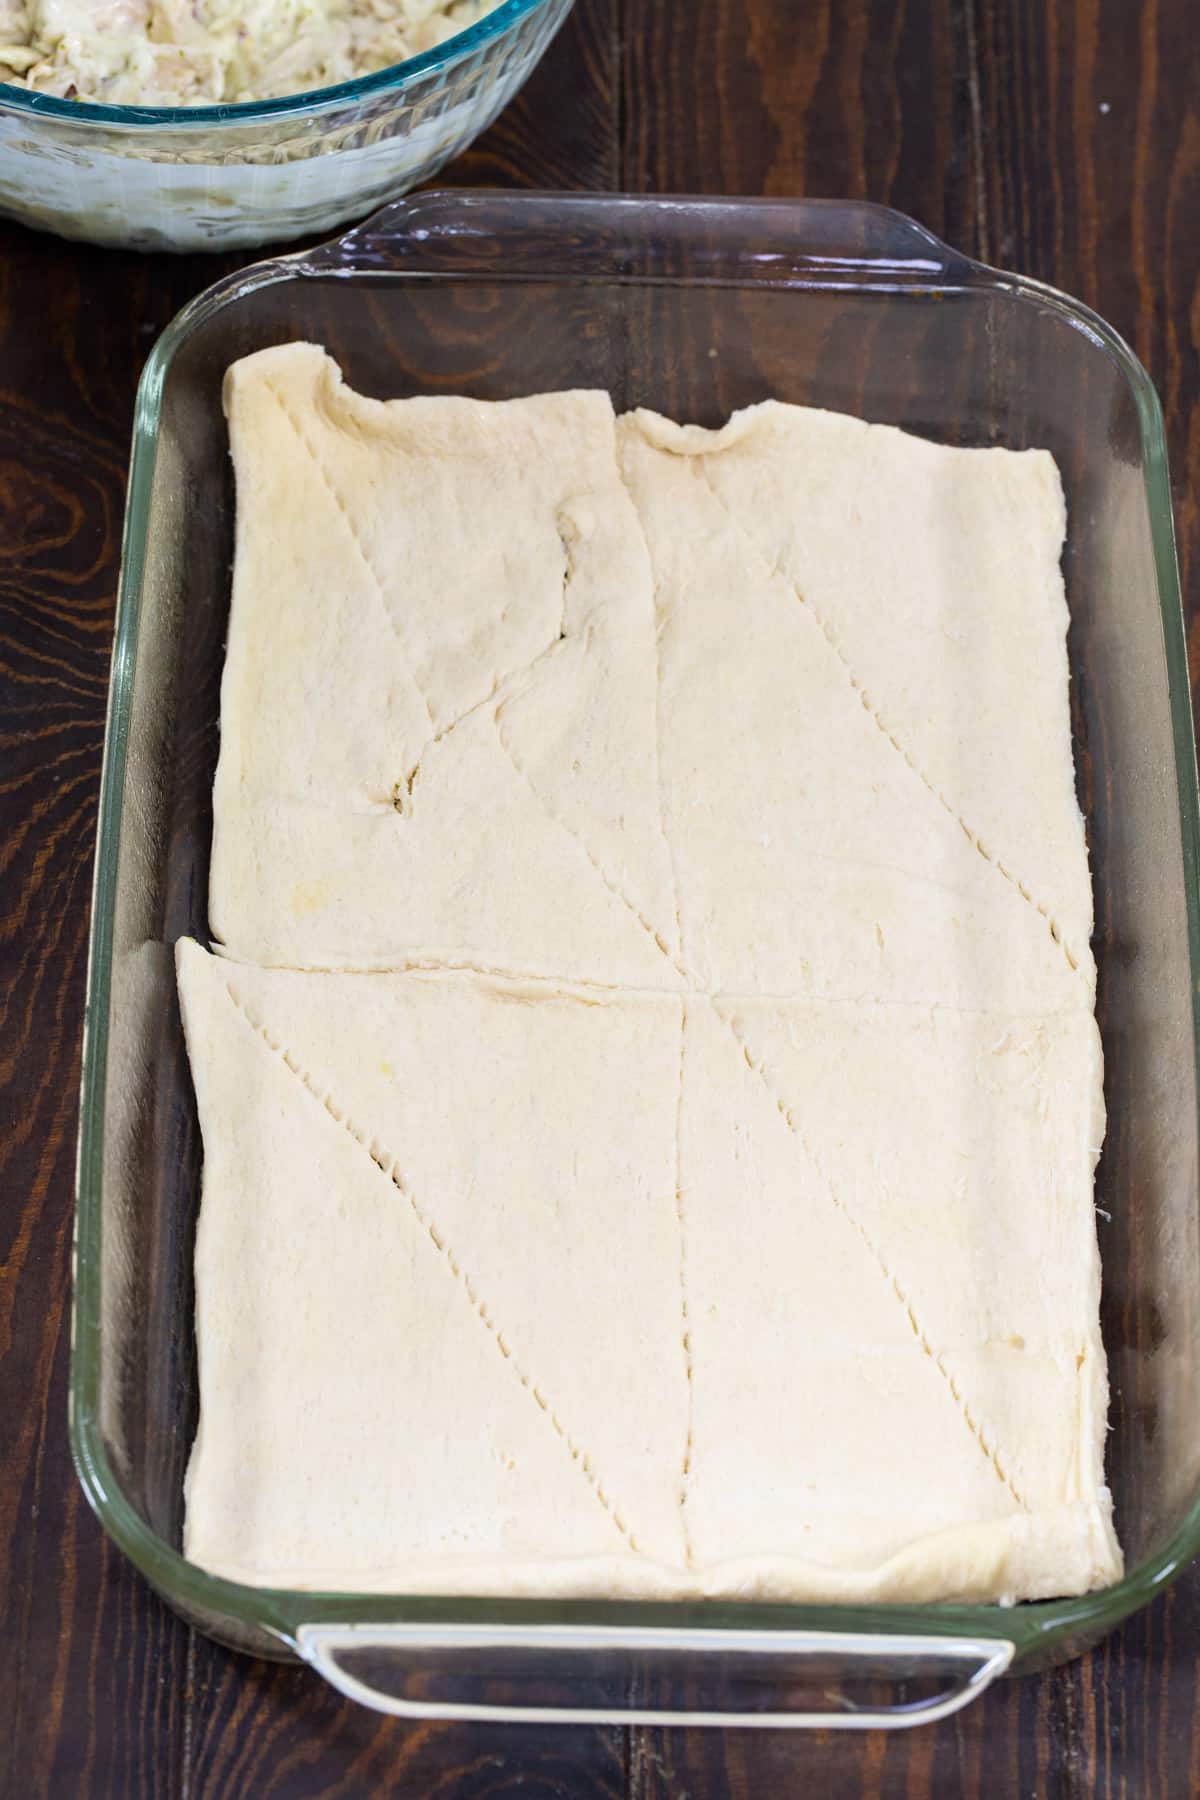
[0,0,501,104]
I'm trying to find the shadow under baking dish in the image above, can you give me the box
[72,192,1200,1723]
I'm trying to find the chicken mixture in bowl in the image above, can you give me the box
[0,0,501,104]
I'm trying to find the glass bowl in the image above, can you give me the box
[0,0,572,251]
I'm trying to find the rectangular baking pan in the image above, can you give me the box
[73,191,1200,1726]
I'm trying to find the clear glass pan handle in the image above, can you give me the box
[296,189,984,285]
[297,1623,1014,1728]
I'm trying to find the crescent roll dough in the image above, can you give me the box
[179,344,1120,1603]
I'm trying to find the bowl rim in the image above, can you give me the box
[0,0,549,127]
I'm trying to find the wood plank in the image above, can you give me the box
[188,1669,624,1800]
[973,0,1200,673]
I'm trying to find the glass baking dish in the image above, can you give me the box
[0,0,571,251]
[73,191,1200,1728]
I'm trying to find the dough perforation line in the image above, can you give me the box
[693,460,1084,981]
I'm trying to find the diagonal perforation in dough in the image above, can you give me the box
[222,978,643,1552]
[650,578,687,965]
[265,380,437,733]
[492,712,687,981]
[693,461,1085,984]
[716,1001,1032,1513]
[626,455,687,965]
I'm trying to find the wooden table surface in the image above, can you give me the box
[3,1,1199,1793]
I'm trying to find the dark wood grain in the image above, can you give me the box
[3,0,1199,1793]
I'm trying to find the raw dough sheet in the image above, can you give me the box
[179,342,1121,1603]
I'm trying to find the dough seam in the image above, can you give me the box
[554,516,573,641]
[717,1000,1033,1513]
[222,976,644,1552]
[265,379,438,734]
[638,457,687,965]
[693,461,1085,983]
[207,946,1098,1015]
